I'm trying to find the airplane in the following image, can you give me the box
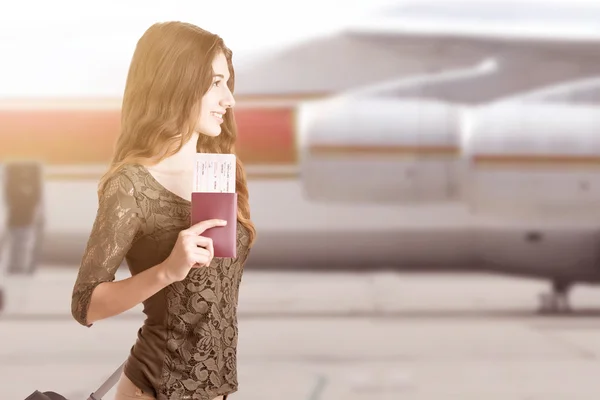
[297,68,600,314]
[3,0,600,314]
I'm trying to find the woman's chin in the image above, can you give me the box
[199,127,221,138]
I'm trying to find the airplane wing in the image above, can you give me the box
[334,58,600,105]
[324,0,600,104]
[234,0,600,102]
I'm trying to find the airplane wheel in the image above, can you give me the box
[537,280,572,315]
[538,292,559,314]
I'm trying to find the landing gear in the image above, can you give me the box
[538,280,572,314]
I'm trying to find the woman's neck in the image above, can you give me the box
[149,133,199,173]
[144,133,201,202]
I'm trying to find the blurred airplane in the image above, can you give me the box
[3,0,600,314]
[298,69,600,314]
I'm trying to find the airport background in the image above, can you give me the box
[2,0,600,398]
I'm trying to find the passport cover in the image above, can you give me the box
[191,192,237,258]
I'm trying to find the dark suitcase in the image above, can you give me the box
[4,161,43,228]
[23,362,124,400]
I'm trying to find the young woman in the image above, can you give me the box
[71,21,256,400]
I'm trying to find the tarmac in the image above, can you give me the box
[1,268,600,399]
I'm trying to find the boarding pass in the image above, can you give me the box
[193,153,236,193]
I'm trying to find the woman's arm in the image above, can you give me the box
[84,261,172,325]
[71,172,169,326]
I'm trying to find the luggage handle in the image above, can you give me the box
[24,362,125,400]
[87,361,125,400]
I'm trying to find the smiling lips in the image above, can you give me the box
[211,111,225,123]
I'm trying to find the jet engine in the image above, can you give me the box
[463,102,600,219]
[297,97,464,203]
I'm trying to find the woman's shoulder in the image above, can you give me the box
[97,164,149,206]
[104,164,152,194]
[116,163,147,183]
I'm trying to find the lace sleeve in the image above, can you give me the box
[71,171,143,327]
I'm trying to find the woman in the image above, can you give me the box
[70,21,256,400]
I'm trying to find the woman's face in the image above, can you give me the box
[195,52,235,137]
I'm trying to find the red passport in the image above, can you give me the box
[190,192,237,258]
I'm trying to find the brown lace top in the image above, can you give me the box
[71,163,252,400]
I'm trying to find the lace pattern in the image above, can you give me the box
[71,171,143,327]
[71,163,251,400]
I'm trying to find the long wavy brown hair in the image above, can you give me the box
[98,21,256,247]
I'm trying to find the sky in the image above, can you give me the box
[0,0,399,98]
[1,0,600,98]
